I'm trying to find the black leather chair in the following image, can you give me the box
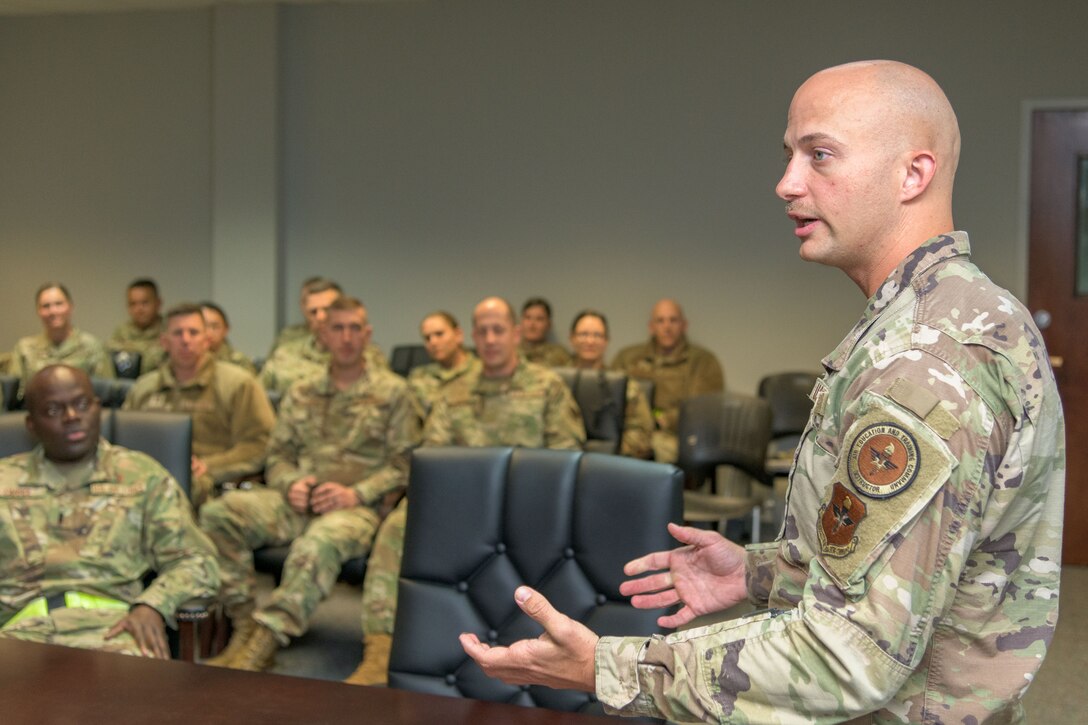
[1,375,22,411]
[389,446,683,715]
[111,350,143,380]
[553,367,628,455]
[678,393,774,543]
[390,344,432,378]
[252,544,369,587]
[758,371,819,459]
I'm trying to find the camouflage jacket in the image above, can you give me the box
[214,341,257,375]
[406,353,480,415]
[10,329,115,391]
[596,233,1065,723]
[620,378,654,459]
[123,355,275,483]
[0,441,219,628]
[266,365,422,506]
[260,335,389,396]
[106,318,166,375]
[423,360,586,450]
[611,337,724,432]
[519,340,573,368]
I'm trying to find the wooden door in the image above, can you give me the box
[1027,108,1088,565]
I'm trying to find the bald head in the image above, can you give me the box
[25,365,102,463]
[473,297,516,327]
[473,297,520,377]
[649,298,687,353]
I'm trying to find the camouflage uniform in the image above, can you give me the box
[520,340,573,368]
[0,441,219,655]
[199,365,420,644]
[406,352,480,415]
[619,379,654,459]
[260,335,389,397]
[10,330,115,395]
[267,323,309,358]
[361,360,585,636]
[123,355,275,505]
[214,341,257,375]
[106,317,166,376]
[596,234,1065,723]
[611,336,724,462]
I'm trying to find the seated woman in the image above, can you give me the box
[406,311,480,415]
[569,309,653,459]
[10,282,114,398]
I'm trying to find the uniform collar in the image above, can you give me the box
[823,232,970,372]
[161,353,216,389]
[28,440,114,492]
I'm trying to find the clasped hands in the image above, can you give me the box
[459,523,749,691]
[287,475,358,514]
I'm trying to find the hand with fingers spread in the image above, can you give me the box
[620,523,748,629]
[459,586,598,692]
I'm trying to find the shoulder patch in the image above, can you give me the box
[847,423,919,498]
[818,482,867,557]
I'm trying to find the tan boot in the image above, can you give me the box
[343,633,393,686]
[229,624,280,672]
[203,606,257,668]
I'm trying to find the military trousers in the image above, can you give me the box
[0,607,145,656]
[199,487,380,644]
[359,498,407,636]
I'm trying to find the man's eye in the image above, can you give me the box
[813,150,829,161]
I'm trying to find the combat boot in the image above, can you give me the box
[203,605,256,668]
[343,633,392,686]
[230,623,280,672]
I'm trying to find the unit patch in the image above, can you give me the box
[818,482,867,558]
[847,423,919,499]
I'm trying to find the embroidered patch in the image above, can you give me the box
[0,487,45,498]
[847,423,919,499]
[818,482,867,558]
[89,484,143,496]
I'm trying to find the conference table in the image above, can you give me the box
[0,638,609,724]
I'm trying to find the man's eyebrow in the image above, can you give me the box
[796,132,840,146]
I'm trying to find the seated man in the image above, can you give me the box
[260,280,388,396]
[106,278,166,376]
[518,297,572,367]
[200,302,257,374]
[611,298,724,462]
[200,297,421,672]
[123,303,275,507]
[406,310,480,415]
[267,276,339,357]
[345,296,584,686]
[0,365,219,658]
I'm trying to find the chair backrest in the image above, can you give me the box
[111,350,143,380]
[677,392,773,486]
[1,374,21,411]
[390,344,432,378]
[389,446,683,714]
[552,367,627,455]
[757,371,819,438]
[110,410,193,498]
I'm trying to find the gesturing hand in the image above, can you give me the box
[620,523,748,628]
[105,604,169,659]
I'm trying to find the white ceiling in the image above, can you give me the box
[0,0,383,15]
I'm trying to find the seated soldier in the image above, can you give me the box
[200,302,257,374]
[611,298,724,462]
[568,309,653,459]
[406,310,480,415]
[10,283,114,398]
[123,303,275,507]
[106,278,166,376]
[0,365,219,658]
[260,279,388,396]
[267,276,339,356]
[518,297,572,367]
[345,296,584,686]
[200,297,421,672]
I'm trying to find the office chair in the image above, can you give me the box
[553,367,628,455]
[389,446,683,715]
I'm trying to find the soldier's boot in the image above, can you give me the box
[203,605,257,668]
[343,633,392,686]
[229,623,280,672]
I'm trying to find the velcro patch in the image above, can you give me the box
[818,482,867,557]
[0,487,45,498]
[88,483,142,496]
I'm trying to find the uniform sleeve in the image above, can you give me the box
[691,349,724,395]
[595,357,1011,722]
[264,386,306,496]
[619,380,653,459]
[201,376,275,482]
[544,378,587,451]
[136,469,220,627]
[90,338,116,380]
[352,386,422,505]
[421,396,453,447]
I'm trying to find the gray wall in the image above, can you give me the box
[2,0,1086,392]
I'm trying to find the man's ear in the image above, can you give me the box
[902,151,937,202]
